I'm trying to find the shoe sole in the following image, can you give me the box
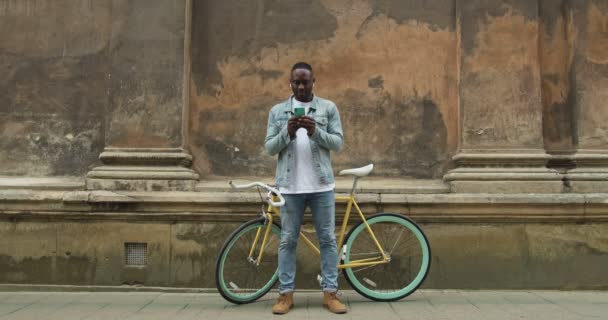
[323,304,347,314]
[272,304,294,315]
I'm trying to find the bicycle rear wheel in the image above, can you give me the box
[215,217,281,304]
[342,213,431,301]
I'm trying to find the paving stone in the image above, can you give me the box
[0,290,606,320]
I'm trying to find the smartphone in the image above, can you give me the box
[294,107,305,117]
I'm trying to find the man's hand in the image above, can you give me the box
[288,117,299,139]
[298,116,316,137]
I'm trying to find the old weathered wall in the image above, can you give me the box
[105,0,186,149]
[2,0,607,179]
[190,0,608,180]
[459,0,544,150]
[190,0,459,178]
[540,0,577,153]
[1,219,606,289]
[1,0,608,292]
[573,0,608,150]
[0,0,186,177]
[540,0,608,154]
[0,0,112,176]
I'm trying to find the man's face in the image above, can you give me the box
[290,68,314,102]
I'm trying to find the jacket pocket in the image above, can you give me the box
[275,120,288,130]
[314,116,328,129]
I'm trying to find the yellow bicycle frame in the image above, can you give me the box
[246,194,389,269]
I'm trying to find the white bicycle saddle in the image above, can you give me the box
[338,164,374,177]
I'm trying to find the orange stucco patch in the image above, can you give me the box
[190,0,457,177]
[461,8,543,149]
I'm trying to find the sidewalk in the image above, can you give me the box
[0,290,605,320]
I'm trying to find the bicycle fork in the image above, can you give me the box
[247,214,275,266]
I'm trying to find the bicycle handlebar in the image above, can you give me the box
[228,181,286,208]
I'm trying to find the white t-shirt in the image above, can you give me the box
[279,98,335,194]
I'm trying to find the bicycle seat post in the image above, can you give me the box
[350,176,360,196]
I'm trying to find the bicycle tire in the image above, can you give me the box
[342,213,431,301]
[215,217,281,304]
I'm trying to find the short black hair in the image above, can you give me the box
[291,62,313,74]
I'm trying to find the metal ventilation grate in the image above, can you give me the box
[125,242,147,266]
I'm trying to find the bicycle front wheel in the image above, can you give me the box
[215,217,281,304]
[343,213,431,301]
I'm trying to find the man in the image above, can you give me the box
[264,62,347,314]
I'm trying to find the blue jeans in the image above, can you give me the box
[278,190,338,293]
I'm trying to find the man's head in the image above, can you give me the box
[290,62,315,102]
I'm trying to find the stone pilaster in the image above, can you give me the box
[86,0,198,191]
[445,0,562,193]
[564,0,608,192]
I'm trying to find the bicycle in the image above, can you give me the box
[215,164,431,304]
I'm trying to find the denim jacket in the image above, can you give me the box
[264,95,344,188]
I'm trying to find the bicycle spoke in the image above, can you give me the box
[389,228,405,254]
[351,263,382,274]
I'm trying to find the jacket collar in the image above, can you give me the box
[283,95,317,115]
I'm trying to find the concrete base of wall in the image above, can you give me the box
[1,177,607,290]
[1,220,607,290]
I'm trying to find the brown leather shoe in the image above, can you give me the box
[323,291,347,314]
[272,292,294,314]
